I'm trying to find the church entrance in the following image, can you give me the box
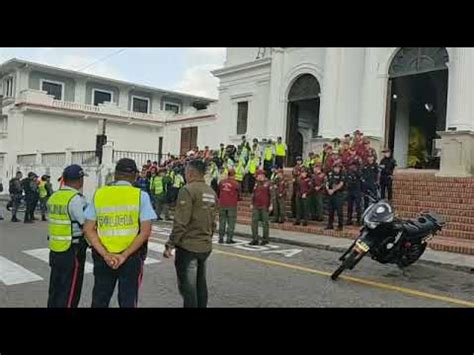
[286,74,321,167]
[386,48,449,169]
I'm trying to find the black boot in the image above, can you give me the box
[302,221,308,227]
[294,221,301,226]
[325,225,334,230]
[218,238,224,244]
[337,225,344,231]
[249,240,259,246]
[42,216,47,221]
[11,216,19,222]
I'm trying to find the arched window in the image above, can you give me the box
[288,74,320,102]
[389,47,449,78]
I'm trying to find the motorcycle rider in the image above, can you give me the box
[9,171,23,222]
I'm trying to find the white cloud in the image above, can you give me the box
[174,48,226,99]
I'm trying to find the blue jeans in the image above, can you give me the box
[174,247,211,308]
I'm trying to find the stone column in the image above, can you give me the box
[319,48,341,139]
[266,48,285,139]
[446,48,474,131]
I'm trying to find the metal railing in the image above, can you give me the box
[42,152,66,167]
[17,154,36,166]
[72,151,99,166]
[113,150,161,168]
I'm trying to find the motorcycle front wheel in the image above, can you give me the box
[331,250,361,280]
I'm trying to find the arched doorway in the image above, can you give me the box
[386,47,449,169]
[286,74,321,166]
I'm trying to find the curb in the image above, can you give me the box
[154,221,473,274]
[232,231,474,274]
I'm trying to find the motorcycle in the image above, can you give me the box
[331,192,446,280]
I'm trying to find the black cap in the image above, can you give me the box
[115,158,139,174]
[62,164,87,180]
[28,172,37,178]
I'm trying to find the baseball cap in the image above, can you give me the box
[115,158,139,174]
[62,164,87,180]
[28,172,37,178]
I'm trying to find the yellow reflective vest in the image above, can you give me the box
[47,189,80,252]
[235,161,245,182]
[150,176,164,195]
[38,180,48,199]
[275,143,287,157]
[247,157,260,175]
[264,146,274,161]
[94,185,141,254]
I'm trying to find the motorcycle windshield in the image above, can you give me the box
[365,201,394,224]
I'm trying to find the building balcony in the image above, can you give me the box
[14,90,217,127]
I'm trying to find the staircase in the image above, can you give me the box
[236,169,474,255]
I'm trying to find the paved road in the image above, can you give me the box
[0,216,473,307]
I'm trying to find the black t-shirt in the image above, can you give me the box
[362,163,379,186]
[326,171,346,192]
[379,157,397,177]
[346,170,362,191]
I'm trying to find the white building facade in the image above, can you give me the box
[0,58,218,186]
[212,47,474,177]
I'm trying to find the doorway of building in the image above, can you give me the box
[386,48,449,169]
[180,126,198,156]
[286,74,321,166]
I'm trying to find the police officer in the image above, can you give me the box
[346,161,363,226]
[22,172,39,223]
[47,165,88,308]
[263,139,275,179]
[8,171,23,222]
[38,175,52,221]
[379,148,397,201]
[217,168,240,244]
[361,154,380,210]
[325,163,345,231]
[163,159,217,308]
[84,158,157,308]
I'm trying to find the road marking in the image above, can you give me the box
[212,249,474,308]
[24,248,94,274]
[0,256,43,285]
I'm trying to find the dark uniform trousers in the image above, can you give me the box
[273,195,286,223]
[328,192,344,228]
[275,156,284,169]
[251,208,269,242]
[219,207,237,242]
[295,196,309,224]
[174,247,211,308]
[47,241,87,308]
[347,189,362,223]
[91,250,144,308]
[380,175,393,201]
[25,194,38,222]
[363,184,378,211]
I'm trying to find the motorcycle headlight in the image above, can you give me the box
[365,220,379,229]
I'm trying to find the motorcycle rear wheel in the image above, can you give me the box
[397,243,427,268]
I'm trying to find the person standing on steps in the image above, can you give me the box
[361,154,380,211]
[274,136,287,169]
[217,168,240,244]
[346,161,363,226]
[311,164,326,222]
[272,169,287,224]
[294,168,311,227]
[250,170,272,246]
[163,159,217,308]
[291,157,303,219]
[379,148,397,201]
[325,163,346,231]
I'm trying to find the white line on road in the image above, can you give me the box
[0,256,43,285]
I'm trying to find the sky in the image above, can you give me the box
[0,48,226,99]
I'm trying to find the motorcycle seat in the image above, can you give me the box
[402,218,434,237]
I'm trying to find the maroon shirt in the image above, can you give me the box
[252,182,271,209]
[276,178,287,197]
[297,177,311,198]
[218,178,240,208]
[312,173,326,194]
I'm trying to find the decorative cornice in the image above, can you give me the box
[212,57,272,78]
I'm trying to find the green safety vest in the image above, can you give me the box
[47,189,80,252]
[264,146,273,161]
[235,162,245,182]
[303,158,315,168]
[248,157,259,175]
[275,143,287,157]
[38,181,48,198]
[94,185,140,254]
[173,174,185,188]
[151,176,164,195]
